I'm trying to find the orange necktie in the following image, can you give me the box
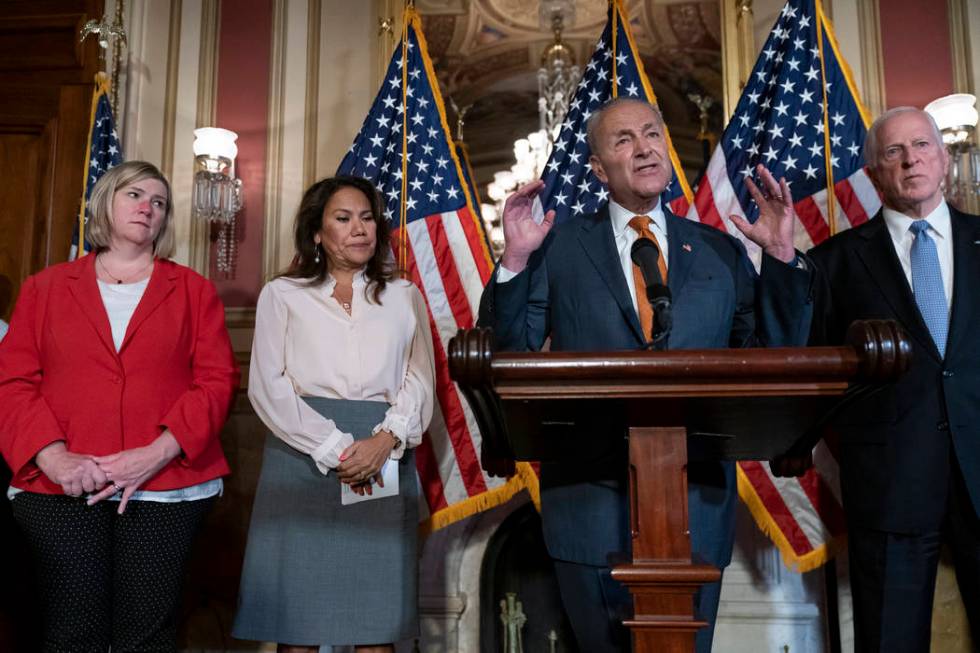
[628,215,668,341]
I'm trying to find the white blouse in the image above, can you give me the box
[248,272,436,474]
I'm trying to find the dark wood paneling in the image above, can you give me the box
[0,15,87,72]
[0,1,101,84]
[0,6,103,648]
[0,0,102,317]
[0,130,48,301]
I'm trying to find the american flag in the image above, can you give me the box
[337,7,538,531]
[537,0,693,222]
[70,72,123,260]
[456,140,494,255]
[688,0,880,570]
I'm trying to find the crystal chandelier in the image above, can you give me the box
[925,93,980,214]
[481,1,580,256]
[192,127,244,277]
[537,3,580,138]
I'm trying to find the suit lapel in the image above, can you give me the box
[119,259,177,353]
[664,210,702,296]
[855,211,942,362]
[945,207,980,360]
[67,254,118,359]
[576,208,645,342]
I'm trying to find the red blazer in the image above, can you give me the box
[0,255,240,494]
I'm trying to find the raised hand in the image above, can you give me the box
[730,164,796,264]
[35,441,108,497]
[499,179,556,274]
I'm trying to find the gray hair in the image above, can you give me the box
[585,97,665,152]
[864,106,944,170]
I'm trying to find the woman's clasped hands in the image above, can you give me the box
[33,431,183,514]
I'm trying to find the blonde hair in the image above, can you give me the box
[86,160,175,258]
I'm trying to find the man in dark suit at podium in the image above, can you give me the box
[806,107,980,651]
[478,98,813,653]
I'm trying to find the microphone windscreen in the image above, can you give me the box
[630,238,663,286]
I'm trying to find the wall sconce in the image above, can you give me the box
[192,127,243,222]
[192,127,243,276]
[925,93,980,213]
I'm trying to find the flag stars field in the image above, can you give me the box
[688,0,882,570]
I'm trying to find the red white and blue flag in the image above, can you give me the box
[337,7,538,532]
[688,0,880,570]
[71,72,123,260]
[537,0,693,222]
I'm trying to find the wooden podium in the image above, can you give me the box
[448,320,910,653]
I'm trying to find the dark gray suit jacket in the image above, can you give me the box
[809,206,980,533]
[478,206,813,565]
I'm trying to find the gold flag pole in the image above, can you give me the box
[610,0,618,98]
[398,4,411,272]
[815,0,838,236]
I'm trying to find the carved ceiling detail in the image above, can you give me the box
[416,0,723,189]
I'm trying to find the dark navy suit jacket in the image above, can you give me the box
[809,206,980,534]
[478,205,813,566]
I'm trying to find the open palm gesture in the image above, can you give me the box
[730,164,796,264]
[500,180,556,273]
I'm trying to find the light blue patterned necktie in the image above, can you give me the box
[909,220,948,357]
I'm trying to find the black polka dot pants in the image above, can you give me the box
[10,493,216,653]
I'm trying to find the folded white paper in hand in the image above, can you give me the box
[341,458,399,505]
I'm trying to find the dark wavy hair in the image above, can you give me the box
[279,175,395,303]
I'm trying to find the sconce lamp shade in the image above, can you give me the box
[193,127,239,162]
[925,94,979,132]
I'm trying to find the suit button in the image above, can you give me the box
[110,375,121,384]
[937,421,949,431]
[942,370,954,378]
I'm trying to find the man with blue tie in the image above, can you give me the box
[805,107,980,652]
[478,97,813,653]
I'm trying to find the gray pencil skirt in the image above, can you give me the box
[232,397,419,646]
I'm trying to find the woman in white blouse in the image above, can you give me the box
[233,176,435,653]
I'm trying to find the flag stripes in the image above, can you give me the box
[687,0,880,570]
[337,7,539,532]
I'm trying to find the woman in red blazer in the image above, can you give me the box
[0,160,239,652]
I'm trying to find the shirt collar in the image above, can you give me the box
[882,200,952,243]
[324,268,367,292]
[608,198,665,239]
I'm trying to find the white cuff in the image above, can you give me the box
[496,265,520,283]
[311,429,355,474]
[374,414,415,461]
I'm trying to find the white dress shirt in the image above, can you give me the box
[881,201,954,312]
[248,273,436,475]
[608,198,668,314]
[497,199,667,315]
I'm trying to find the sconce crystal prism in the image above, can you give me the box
[192,127,243,277]
[192,127,243,224]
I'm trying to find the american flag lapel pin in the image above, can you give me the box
[682,243,692,252]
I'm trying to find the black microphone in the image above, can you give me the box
[630,238,672,349]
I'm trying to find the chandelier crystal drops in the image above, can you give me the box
[482,3,580,255]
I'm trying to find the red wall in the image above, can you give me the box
[879,0,954,109]
[211,0,272,306]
